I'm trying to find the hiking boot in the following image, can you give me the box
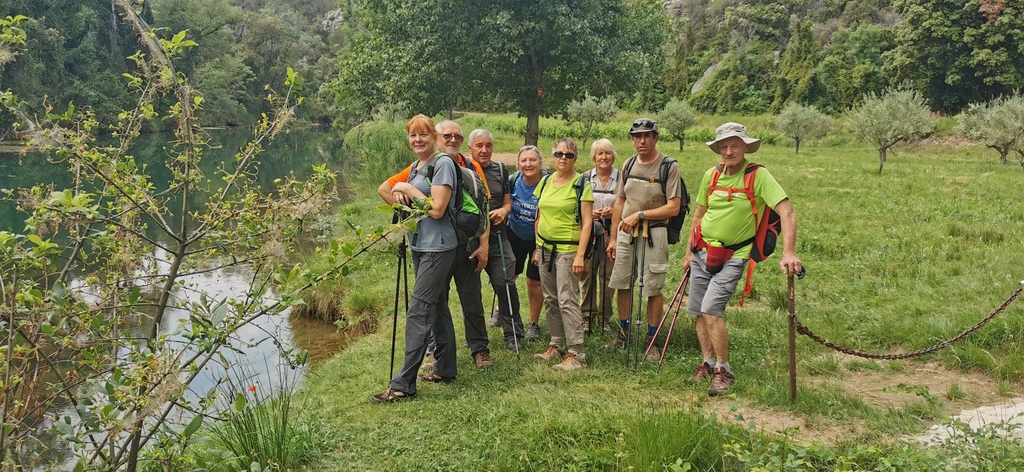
[552,351,586,372]
[533,345,565,362]
[420,353,437,373]
[473,351,494,369]
[689,362,713,382]
[417,372,456,384]
[524,321,541,341]
[603,329,627,349]
[487,308,500,328]
[708,367,735,397]
[506,339,523,353]
[370,387,415,404]
[644,335,661,361]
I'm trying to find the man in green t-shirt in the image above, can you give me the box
[683,122,803,397]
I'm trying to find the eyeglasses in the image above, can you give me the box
[442,133,464,141]
[552,151,577,160]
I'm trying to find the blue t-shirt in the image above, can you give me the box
[508,174,539,241]
[408,155,458,252]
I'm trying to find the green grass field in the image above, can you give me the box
[292,122,1024,470]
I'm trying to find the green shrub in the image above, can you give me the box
[342,121,415,184]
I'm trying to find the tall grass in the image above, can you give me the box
[341,120,416,185]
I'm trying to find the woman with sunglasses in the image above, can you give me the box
[532,138,594,371]
[371,114,459,403]
[507,145,545,341]
[580,138,618,333]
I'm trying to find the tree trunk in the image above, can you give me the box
[525,108,539,146]
[524,48,542,146]
[877,147,887,176]
[678,136,684,151]
[795,137,801,155]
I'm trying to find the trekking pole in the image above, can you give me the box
[624,224,640,369]
[389,211,408,381]
[496,230,520,357]
[788,266,806,403]
[657,268,690,373]
[586,230,600,335]
[645,266,688,363]
[633,220,650,371]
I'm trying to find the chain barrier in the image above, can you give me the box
[791,284,1024,360]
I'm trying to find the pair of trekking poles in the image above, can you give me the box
[624,220,692,373]
[390,214,522,380]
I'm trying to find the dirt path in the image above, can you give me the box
[702,358,1014,445]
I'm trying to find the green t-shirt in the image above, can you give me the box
[696,164,787,259]
[534,173,594,253]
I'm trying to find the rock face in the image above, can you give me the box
[691,62,721,95]
[322,9,344,32]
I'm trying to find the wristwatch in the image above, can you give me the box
[637,211,645,221]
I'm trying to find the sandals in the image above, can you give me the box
[417,372,456,384]
[370,387,416,404]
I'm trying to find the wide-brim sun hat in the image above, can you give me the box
[706,122,760,154]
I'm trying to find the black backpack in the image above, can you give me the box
[412,153,489,244]
[622,155,690,244]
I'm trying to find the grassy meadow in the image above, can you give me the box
[292,115,1024,470]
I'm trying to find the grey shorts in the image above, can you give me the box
[608,227,670,297]
[687,250,748,317]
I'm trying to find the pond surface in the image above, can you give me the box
[0,127,352,466]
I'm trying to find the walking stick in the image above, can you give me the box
[632,220,650,372]
[496,230,520,357]
[390,211,409,381]
[787,267,806,403]
[645,266,689,364]
[656,268,690,373]
[586,230,600,335]
[624,224,640,369]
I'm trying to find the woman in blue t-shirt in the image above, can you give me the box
[507,145,544,341]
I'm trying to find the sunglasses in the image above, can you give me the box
[442,133,464,141]
[552,151,577,160]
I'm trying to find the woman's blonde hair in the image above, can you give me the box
[590,138,617,161]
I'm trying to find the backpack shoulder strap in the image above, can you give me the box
[658,157,675,195]
[622,155,638,178]
[742,163,763,215]
[498,162,509,189]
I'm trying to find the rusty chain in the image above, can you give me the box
[791,284,1024,360]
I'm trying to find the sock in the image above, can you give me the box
[551,336,565,348]
[704,357,716,366]
[647,324,658,337]
[716,362,731,373]
[619,319,630,332]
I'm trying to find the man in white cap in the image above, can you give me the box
[683,122,802,396]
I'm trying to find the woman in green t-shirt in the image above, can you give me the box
[531,138,594,371]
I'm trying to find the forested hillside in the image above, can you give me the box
[1,0,1020,134]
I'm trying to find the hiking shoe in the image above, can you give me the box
[370,387,415,404]
[708,368,735,397]
[552,352,586,372]
[420,353,437,373]
[506,339,523,353]
[524,321,541,341]
[533,345,565,362]
[689,362,713,382]
[487,308,500,328]
[603,329,627,349]
[644,335,661,361]
[473,351,494,369]
[417,372,455,384]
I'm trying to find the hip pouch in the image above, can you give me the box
[704,242,734,275]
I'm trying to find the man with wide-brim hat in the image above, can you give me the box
[682,122,802,397]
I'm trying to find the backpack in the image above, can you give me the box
[694,162,782,306]
[622,155,690,244]
[535,173,597,264]
[412,153,489,244]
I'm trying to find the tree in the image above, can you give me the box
[814,24,891,112]
[846,86,934,175]
[771,20,819,110]
[956,94,1024,166]
[775,103,832,154]
[658,97,698,151]
[564,94,618,148]
[333,0,670,145]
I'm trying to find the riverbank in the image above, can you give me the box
[291,123,1024,469]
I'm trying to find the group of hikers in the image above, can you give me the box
[371,115,803,404]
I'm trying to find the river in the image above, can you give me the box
[0,126,349,466]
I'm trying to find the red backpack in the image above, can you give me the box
[692,162,781,306]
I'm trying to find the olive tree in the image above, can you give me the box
[564,94,618,148]
[846,86,934,175]
[658,97,698,151]
[956,95,1024,167]
[774,103,832,154]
